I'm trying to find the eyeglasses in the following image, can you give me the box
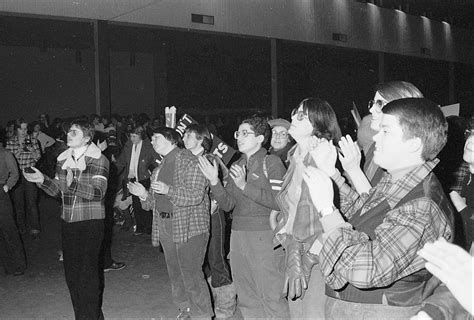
[291,108,308,121]
[465,129,474,140]
[234,130,255,139]
[368,100,385,111]
[67,129,80,137]
[272,130,288,138]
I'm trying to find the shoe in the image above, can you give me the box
[176,307,191,320]
[104,261,126,272]
[13,271,24,276]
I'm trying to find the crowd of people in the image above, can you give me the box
[0,80,473,320]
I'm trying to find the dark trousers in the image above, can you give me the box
[132,179,152,234]
[0,188,26,274]
[159,218,213,318]
[100,205,114,268]
[62,219,104,320]
[204,209,232,288]
[11,175,39,232]
[132,195,152,233]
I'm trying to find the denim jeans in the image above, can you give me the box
[159,217,213,318]
[0,188,26,274]
[204,209,232,288]
[62,219,104,320]
[230,230,290,319]
[11,175,40,232]
[325,296,420,320]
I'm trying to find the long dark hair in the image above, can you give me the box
[298,98,342,142]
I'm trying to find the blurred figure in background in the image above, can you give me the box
[0,143,26,276]
[268,118,294,168]
[6,118,41,238]
[115,125,159,236]
[31,121,56,154]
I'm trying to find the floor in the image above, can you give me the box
[0,195,241,319]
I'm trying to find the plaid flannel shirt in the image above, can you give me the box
[6,134,41,170]
[317,160,453,290]
[450,161,470,193]
[142,148,210,244]
[39,146,109,222]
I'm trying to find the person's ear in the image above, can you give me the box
[256,135,264,144]
[406,136,422,154]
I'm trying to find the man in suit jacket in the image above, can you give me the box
[115,126,160,235]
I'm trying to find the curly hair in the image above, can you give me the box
[241,115,271,145]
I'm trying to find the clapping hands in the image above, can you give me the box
[338,135,362,173]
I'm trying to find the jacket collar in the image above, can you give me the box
[57,143,102,171]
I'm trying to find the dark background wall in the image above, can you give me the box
[1,25,472,125]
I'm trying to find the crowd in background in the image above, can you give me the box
[0,82,473,320]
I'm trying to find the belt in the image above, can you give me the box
[159,212,173,219]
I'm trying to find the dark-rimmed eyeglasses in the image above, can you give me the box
[234,130,255,139]
[291,108,308,121]
[368,100,385,111]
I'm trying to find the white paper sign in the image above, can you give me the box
[441,103,460,117]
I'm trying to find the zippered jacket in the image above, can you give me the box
[211,148,286,231]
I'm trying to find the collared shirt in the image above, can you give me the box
[6,134,41,170]
[313,160,452,290]
[128,141,142,179]
[451,161,470,193]
[142,148,209,243]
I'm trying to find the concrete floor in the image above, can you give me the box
[0,196,240,319]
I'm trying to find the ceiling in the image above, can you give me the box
[374,0,474,28]
[0,0,473,52]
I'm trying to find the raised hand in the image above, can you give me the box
[303,166,334,214]
[449,191,467,212]
[198,156,219,185]
[338,135,362,173]
[418,238,473,314]
[230,163,246,190]
[309,139,337,176]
